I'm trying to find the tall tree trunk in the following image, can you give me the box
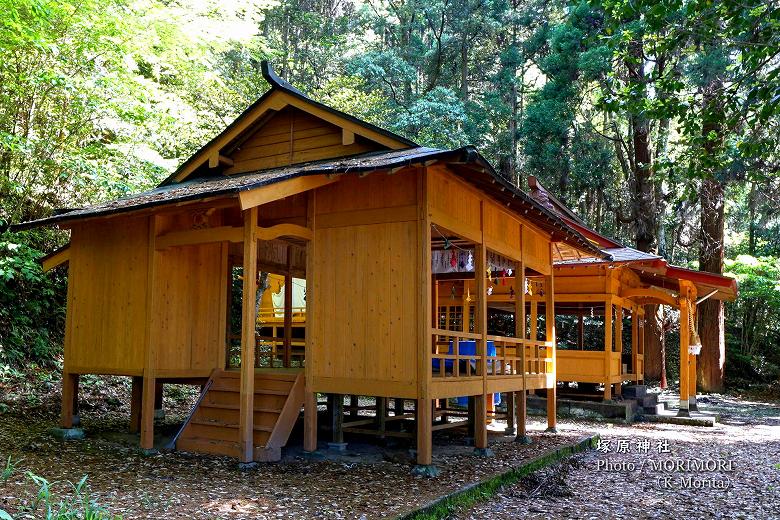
[696,69,726,393]
[626,38,664,385]
[643,305,666,385]
[698,178,726,392]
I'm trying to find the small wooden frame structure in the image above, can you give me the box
[17,63,604,467]
[527,178,737,414]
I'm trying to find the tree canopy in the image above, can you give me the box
[1,0,778,391]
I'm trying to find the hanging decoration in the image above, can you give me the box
[450,285,457,300]
[466,287,471,302]
[487,285,494,296]
[450,250,457,268]
[687,300,702,355]
[509,287,515,299]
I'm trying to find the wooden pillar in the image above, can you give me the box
[678,296,690,417]
[467,396,476,437]
[638,308,645,384]
[530,300,538,373]
[60,371,78,428]
[352,395,360,418]
[603,298,613,401]
[689,302,698,410]
[689,348,698,410]
[504,391,516,435]
[474,393,487,449]
[331,394,344,444]
[141,216,158,451]
[130,376,143,433]
[394,398,404,416]
[376,397,387,439]
[283,246,293,368]
[631,308,640,383]
[615,304,623,396]
[516,258,529,442]
[140,373,156,449]
[416,398,432,465]
[154,381,164,413]
[544,261,556,432]
[304,192,317,452]
[415,166,433,468]
[239,206,259,463]
[474,238,488,450]
[303,391,317,452]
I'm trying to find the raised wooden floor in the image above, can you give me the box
[176,369,304,461]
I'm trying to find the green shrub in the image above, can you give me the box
[0,472,118,520]
[0,233,66,367]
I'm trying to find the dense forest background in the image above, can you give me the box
[1,0,778,393]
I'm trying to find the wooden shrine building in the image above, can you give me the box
[16,62,606,470]
[527,178,737,415]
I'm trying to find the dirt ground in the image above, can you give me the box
[454,394,780,520]
[1,375,778,519]
[0,375,588,519]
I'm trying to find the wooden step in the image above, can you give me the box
[177,436,240,458]
[176,370,304,463]
[194,406,281,427]
[209,385,292,396]
[199,402,283,414]
[191,419,274,433]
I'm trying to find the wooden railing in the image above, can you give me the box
[432,330,554,380]
[431,329,483,378]
[485,335,523,376]
[258,306,307,322]
[524,340,553,375]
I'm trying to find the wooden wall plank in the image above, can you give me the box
[67,216,150,373]
[309,171,419,396]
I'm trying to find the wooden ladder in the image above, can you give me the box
[175,369,304,461]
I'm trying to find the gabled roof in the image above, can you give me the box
[159,61,416,187]
[11,146,607,259]
[13,62,610,261]
[528,176,737,301]
[556,246,662,266]
[15,147,449,230]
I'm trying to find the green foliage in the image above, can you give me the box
[14,472,118,519]
[0,234,65,366]
[0,0,778,390]
[1,455,21,483]
[724,255,780,385]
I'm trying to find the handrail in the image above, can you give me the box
[166,369,216,450]
[431,328,482,340]
[486,334,523,343]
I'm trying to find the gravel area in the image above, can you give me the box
[0,376,588,519]
[455,395,780,519]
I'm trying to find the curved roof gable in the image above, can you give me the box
[160,61,416,187]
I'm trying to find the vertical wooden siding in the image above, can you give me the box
[66,216,150,373]
[151,242,227,372]
[428,165,553,273]
[226,107,384,174]
[309,170,419,398]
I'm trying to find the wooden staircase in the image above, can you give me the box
[176,370,304,461]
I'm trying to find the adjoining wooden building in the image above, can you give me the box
[16,62,604,470]
[527,178,737,414]
[433,178,737,416]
